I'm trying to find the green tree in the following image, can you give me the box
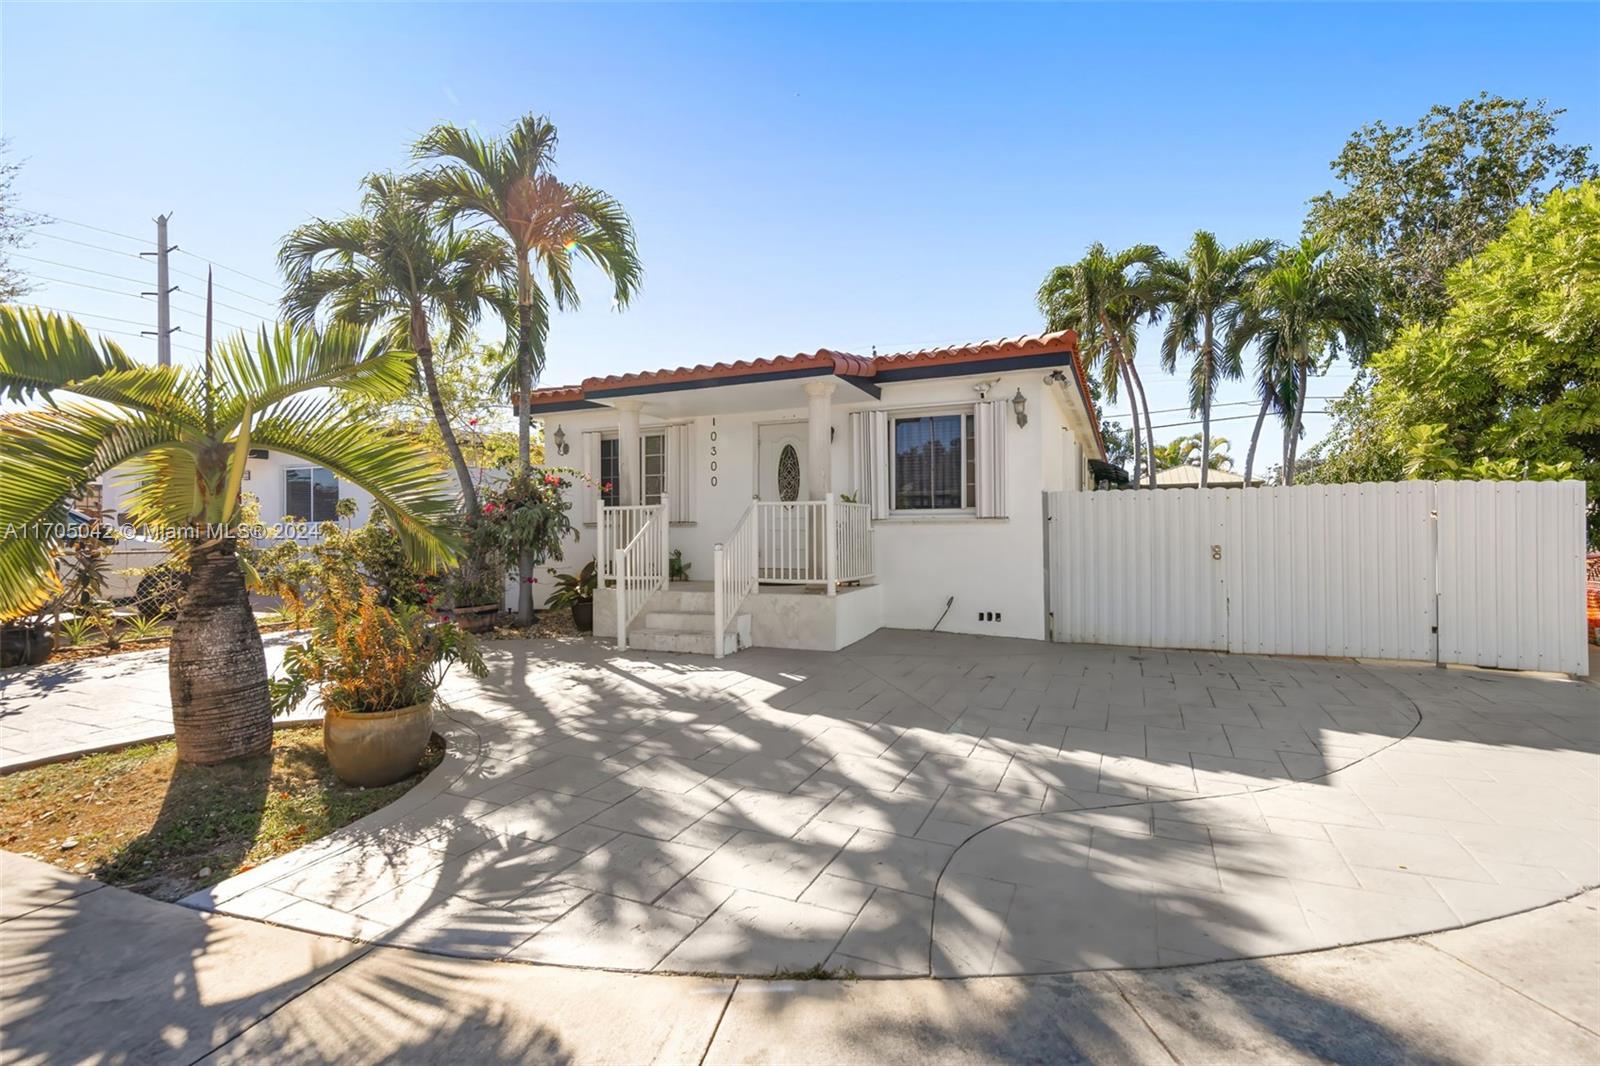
[1231,238,1379,485]
[1310,181,1600,537]
[1038,243,1163,486]
[414,114,641,623]
[279,173,513,518]
[0,139,39,302]
[1152,433,1233,472]
[1308,93,1595,331]
[0,309,459,763]
[1149,232,1274,486]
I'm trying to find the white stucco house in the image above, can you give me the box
[526,330,1106,655]
[99,448,381,537]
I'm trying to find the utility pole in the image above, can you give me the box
[140,213,179,365]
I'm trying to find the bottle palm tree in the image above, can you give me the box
[1038,243,1163,485]
[1232,238,1379,484]
[279,172,514,518]
[1149,232,1274,487]
[0,307,459,763]
[413,114,641,623]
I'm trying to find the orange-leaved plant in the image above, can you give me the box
[270,566,486,717]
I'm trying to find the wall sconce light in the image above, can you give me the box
[1012,388,1028,428]
[552,424,570,456]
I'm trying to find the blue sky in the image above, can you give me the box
[4,2,1596,459]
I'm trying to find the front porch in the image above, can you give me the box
[594,579,883,656]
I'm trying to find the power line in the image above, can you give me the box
[173,247,279,290]
[38,210,281,299]
[167,262,278,309]
[14,252,151,288]
[1145,410,1329,432]
[170,286,270,321]
[35,213,147,246]
[32,229,148,261]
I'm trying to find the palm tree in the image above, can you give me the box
[0,307,459,763]
[1149,232,1274,487]
[1232,238,1379,484]
[1237,339,1297,487]
[413,114,641,623]
[1038,243,1163,485]
[279,173,513,518]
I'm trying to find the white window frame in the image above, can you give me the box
[599,430,668,506]
[888,405,977,515]
[283,465,341,523]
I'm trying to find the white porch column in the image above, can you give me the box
[615,399,643,506]
[804,378,836,499]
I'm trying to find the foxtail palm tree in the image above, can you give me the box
[1232,239,1379,484]
[0,308,459,763]
[279,172,514,518]
[1149,232,1274,487]
[414,114,641,623]
[1039,243,1162,485]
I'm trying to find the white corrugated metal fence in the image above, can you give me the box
[1046,479,1588,675]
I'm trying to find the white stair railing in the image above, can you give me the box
[608,497,668,650]
[712,500,759,659]
[597,498,668,585]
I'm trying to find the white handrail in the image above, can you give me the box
[612,503,668,650]
[713,500,758,659]
[598,499,667,584]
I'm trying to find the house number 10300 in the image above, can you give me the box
[708,420,718,487]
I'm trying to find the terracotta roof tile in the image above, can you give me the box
[523,330,1080,405]
[520,328,1102,455]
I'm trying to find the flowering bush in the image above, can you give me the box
[472,468,586,586]
[270,566,486,717]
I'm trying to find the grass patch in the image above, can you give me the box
[0,725,443,901]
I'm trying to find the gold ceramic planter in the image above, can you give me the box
[323,700,435,788]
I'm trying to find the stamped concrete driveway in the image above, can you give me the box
[131,629,1592,978]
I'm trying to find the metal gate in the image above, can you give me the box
[1045,479,1588,674]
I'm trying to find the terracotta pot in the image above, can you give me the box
[571,601,594,631]
[323,700,435,788]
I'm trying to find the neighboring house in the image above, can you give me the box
[526,330,1106,653]
[1153,466,1260,488]
[99,449,378,535]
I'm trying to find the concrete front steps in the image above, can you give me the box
[625,585,751,656]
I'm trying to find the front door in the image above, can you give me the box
[756,423,811,580]
[757,423,808,502]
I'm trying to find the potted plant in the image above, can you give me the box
[0,614,54,668]
[545,560,597,631]
[271,569,486,787]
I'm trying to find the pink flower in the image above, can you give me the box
[468,417,479,427]
[602,481,613,493]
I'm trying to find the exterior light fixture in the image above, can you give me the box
[552,424,569,455]
[1012,388,1028,428]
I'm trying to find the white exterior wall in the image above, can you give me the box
[100,451,377,531]
[538,369,1087,642]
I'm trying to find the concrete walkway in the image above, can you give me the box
[0,635,303,771]
[3,851,1596,1064]
[149,630,1600,978]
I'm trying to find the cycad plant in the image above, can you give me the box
[0,307,460,763]
[1038,243,1163,486]
[1149,232,1274,487]
[414,114,641,622]
[279,172,514,518]
[1232,239,1379,484]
